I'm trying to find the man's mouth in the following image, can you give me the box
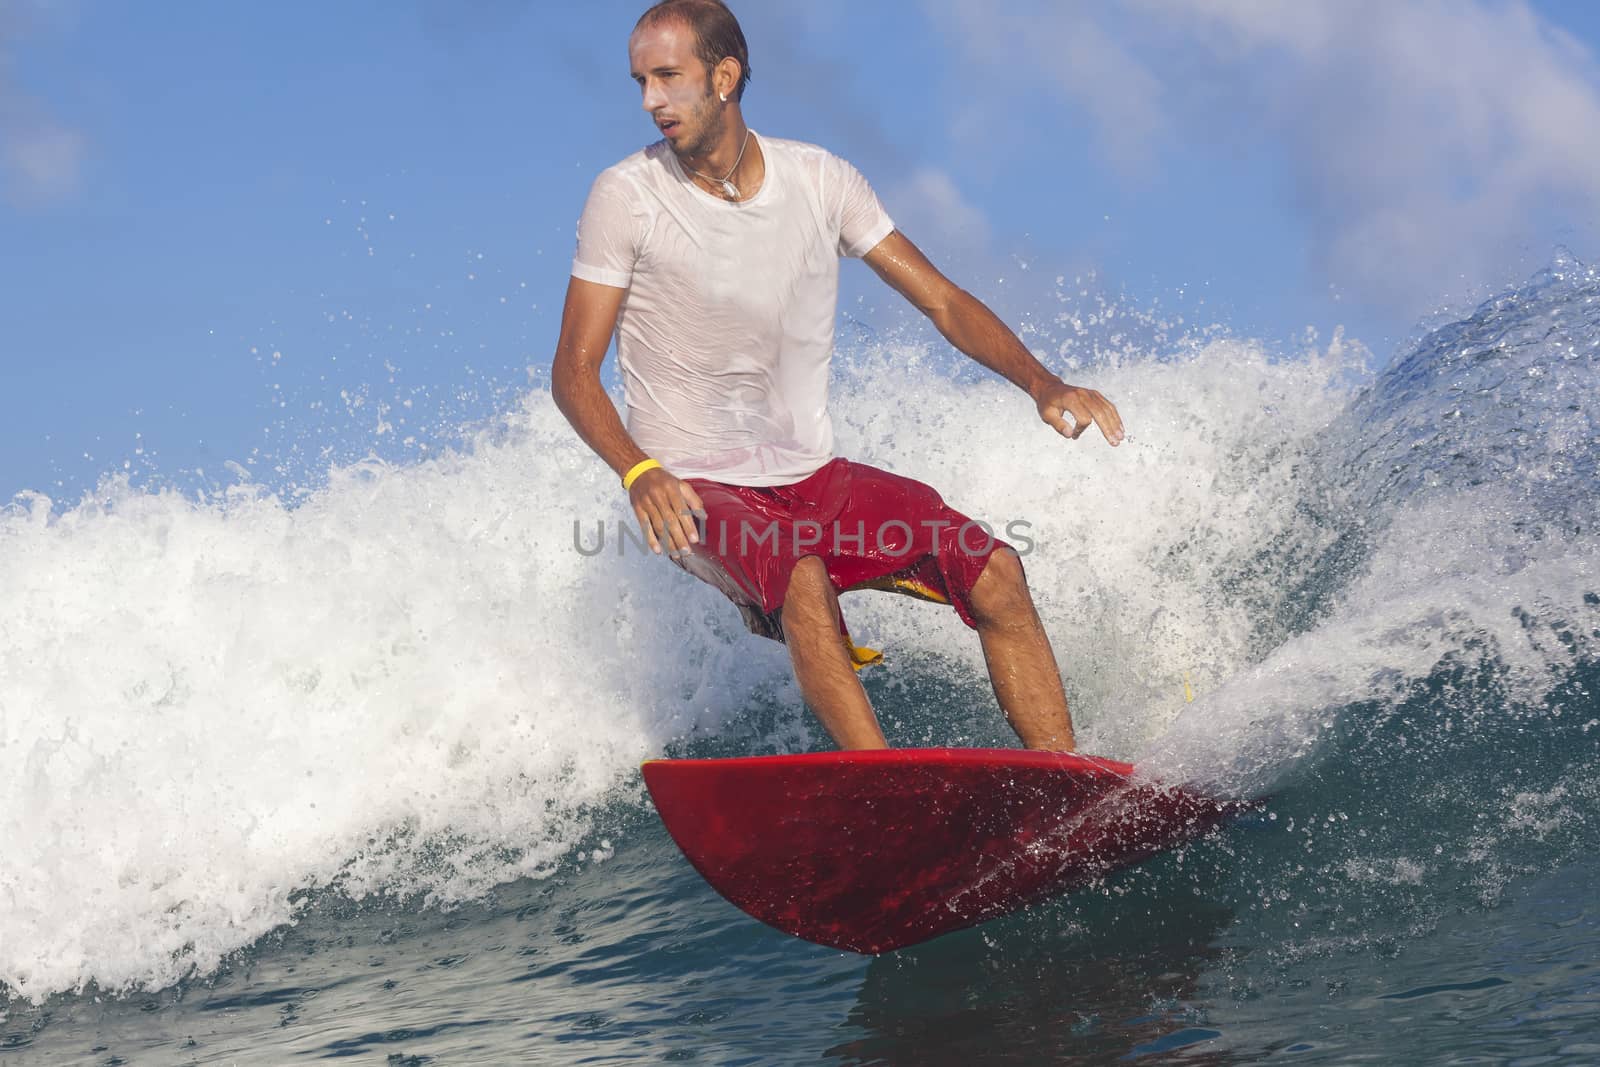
[659,119,682,136]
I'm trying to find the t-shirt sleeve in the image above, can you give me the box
[571,172,638,289]
[832,155,895,259]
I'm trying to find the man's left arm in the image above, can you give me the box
[862,231,1124,447]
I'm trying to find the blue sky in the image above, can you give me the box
[5,0,1600,500]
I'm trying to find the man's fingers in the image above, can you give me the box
[679,508,703,545]
[1054,401,1089,439]
[1087,391,1125,445]
[1048,388,1125,446]
[633,503,662,553]
[645,493,688,555]
[666,507,696,553]
[659,492,699,554]
[1042,403,1074,437]
[680,481,706,516]
[1070,416,1089,440]
[637,496,689,555]
[628,469,707,555]
[675,485,703,545]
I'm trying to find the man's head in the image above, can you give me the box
[629,0,751,159]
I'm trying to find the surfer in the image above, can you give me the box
[552,0,1124,753]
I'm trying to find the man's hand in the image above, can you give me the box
[1034,380,1125,446]
[629,467,707,557]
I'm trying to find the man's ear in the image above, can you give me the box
[714,56,742,100]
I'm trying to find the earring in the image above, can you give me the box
[719,92,727,102]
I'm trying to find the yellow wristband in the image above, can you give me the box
[621,458,662,490]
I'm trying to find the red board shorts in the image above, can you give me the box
[672,457,1013,667]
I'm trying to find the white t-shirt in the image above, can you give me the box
[571,132,895,486]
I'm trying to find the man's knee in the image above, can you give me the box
[969,548,1032,624]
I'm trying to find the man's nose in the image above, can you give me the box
[640,81,666,112]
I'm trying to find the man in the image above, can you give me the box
[552,0,1124,753]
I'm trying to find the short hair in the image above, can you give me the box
[635,0,752,101]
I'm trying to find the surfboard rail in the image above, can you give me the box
[642,748,1241,954]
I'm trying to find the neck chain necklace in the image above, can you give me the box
[686,129,752,200]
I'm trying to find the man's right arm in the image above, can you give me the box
[550,276,703,556]
[551,276,641,476]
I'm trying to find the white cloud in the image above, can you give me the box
[0,0,86,206]
[926,0,1600,317]
[3,120,84,202]
[929,1,1167,176]
[887,167,993,252]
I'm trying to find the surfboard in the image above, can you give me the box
[642,748,1240,954]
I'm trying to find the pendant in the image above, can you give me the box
[719,179,740,199]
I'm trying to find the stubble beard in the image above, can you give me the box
[673,88,726,168]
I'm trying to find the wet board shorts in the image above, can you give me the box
[671,457,1013,669]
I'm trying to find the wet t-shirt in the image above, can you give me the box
[571,132,895,486]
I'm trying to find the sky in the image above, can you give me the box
[4,0,1600,500]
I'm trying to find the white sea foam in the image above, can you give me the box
[832,332,1363,757]
[1141,482,1600,795]
[3,311,1593,1002]
[0,396,789,1001]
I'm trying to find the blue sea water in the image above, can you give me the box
[2,254,1597,1063]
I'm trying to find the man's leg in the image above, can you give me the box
[967,548,1077,752]
[780,556,887,750]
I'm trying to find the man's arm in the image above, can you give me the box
[551,276,703,555]
[862,231,1124,446]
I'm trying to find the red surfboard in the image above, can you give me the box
[642,748,1240,954]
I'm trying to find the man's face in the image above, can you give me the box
[629,19,724,159]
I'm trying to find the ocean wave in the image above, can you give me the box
[4,256,1597,1002]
